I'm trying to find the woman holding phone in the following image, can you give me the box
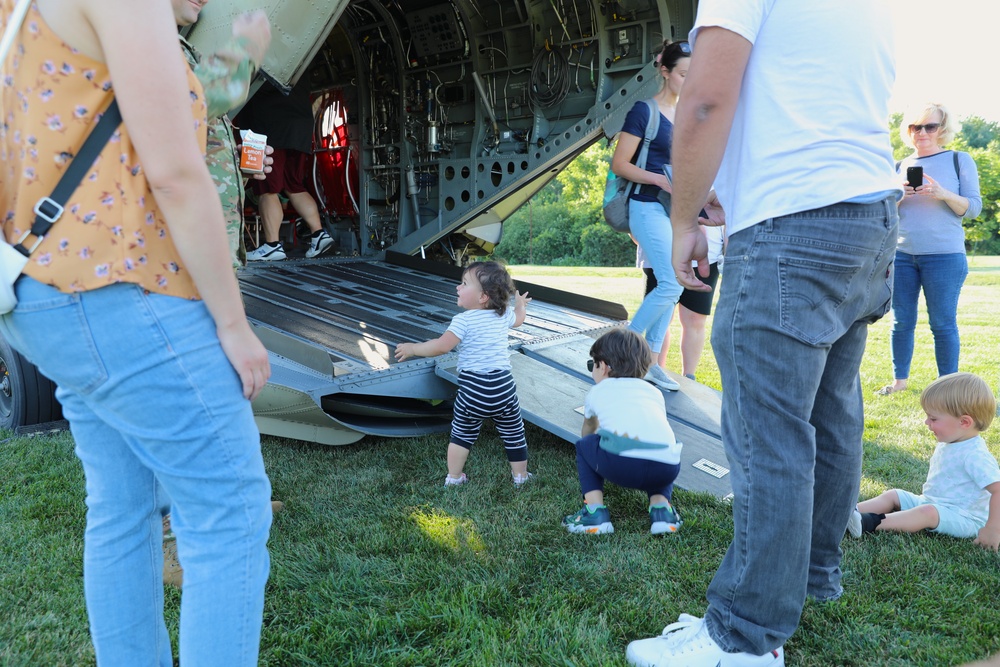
[877,103,982,396]
[1,0,272,664]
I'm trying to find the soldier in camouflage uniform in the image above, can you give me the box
[176,6,270,267]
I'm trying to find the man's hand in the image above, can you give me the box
[672,223,711,292]
[699,191,726,227]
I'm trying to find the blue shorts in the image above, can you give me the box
[896,489,984,538]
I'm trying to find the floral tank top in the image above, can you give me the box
[1,1,205,299]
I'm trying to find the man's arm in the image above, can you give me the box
[192,11,270,118]
[670,26,752,291]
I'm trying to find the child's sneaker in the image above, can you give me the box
[562,505,614,535]
[444,473,468,487]
[649,503,682,535]
[513,472,534,488]
[626,614,784,666]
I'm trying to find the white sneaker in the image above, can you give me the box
[644,364,680,391]
[626,615,784,667]
[846,508,862,538]
[305,230,334,258]
[444,473,468,487]
[512,472,534,488]
[246,242,286,261]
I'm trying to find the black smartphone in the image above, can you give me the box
[906,166,923,187]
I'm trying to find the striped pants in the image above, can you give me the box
[450,369,527,462]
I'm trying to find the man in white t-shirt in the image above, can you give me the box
[625,2,902,666]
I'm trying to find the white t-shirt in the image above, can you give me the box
[690,0,901,235]
[447,308,516,372]
[922,435,1000,524]
[584,378,682,464]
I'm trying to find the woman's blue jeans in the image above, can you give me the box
[704,199,897,655]
[0,277,271,667]
[889,251,968,379]
[627,198,683,352]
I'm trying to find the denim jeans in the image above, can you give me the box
[627,198,683,353]
[0,277,271,667]
[890,251,968,379]
[703,198,897,655]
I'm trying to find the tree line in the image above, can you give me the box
[493,115,1000,266]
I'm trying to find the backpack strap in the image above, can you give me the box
[623,100,660,198]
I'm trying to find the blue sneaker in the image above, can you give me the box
[649,503,682,535]
[562,505,614,535]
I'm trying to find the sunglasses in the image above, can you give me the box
[908,123,941,134]
[587,359,596,372]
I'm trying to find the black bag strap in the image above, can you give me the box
[14,99,122,257]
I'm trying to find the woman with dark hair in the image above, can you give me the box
[877,103,982,396]
[610,40,692,392]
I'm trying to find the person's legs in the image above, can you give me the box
[805,318,868,602]
[287,190,323,233]
[888,251,919,386]
[252,148,289,244]
[678,306,708,378]
[701,200,896,655]
[627,199,683,354]
[857,489,902,514]
[257,193,284,243]
[574,434,607,504]
[446,442,471,479]
[916,252,968,376]
[1,279,272,666]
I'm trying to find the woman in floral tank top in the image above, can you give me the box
[0,0,272,664]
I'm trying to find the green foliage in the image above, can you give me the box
[497,112,1000,265]
[494,141,637,266]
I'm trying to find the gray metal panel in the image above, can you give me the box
[187,0,349,90]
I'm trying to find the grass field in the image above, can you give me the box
[1,258,999,666]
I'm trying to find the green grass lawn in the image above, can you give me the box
[2,258,1000,666]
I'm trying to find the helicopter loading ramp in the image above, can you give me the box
[240,252,731,499]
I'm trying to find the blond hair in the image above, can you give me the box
[920,373,996,432]
[900,102,958,148]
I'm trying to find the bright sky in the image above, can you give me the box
[890,1,1000,123]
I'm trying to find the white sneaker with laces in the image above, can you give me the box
[644,364,680,392]
[626,615,784,667]
[846,508,862,538]
[246,242,286,261]
[305,230,334,258]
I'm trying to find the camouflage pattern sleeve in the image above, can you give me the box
[186,36,257,119]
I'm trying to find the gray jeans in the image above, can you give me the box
[704,198,898,655]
